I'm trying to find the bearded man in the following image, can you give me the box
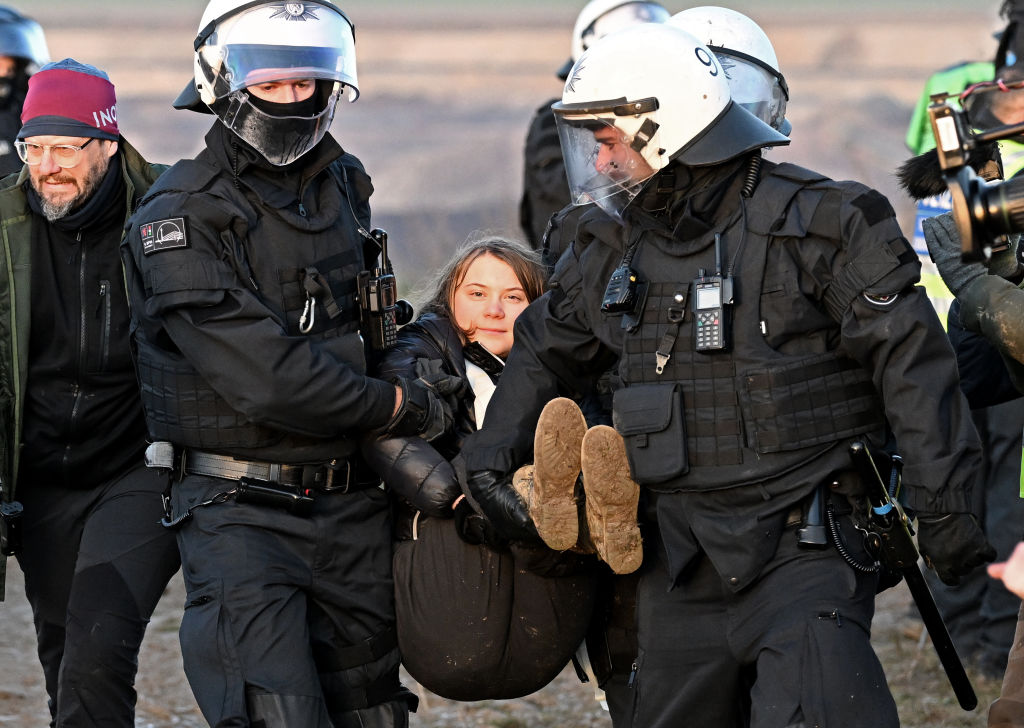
[0,58,180,728]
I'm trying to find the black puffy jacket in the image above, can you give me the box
[363,313,476,517]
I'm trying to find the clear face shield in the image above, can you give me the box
[212,41,358,102]
[553,100,660,219]
[717,53,787,132]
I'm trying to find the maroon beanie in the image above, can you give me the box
[18,58,118,141]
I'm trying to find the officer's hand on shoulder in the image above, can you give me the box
[917,512,996,586]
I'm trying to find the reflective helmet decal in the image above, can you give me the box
[268,3,322,21]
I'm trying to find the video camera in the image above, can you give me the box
[927,82,1024,261]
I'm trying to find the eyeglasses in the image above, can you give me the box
[15,138,95,168]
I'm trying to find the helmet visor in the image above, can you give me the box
[554,109,659,218]
[221,43,352,93]
[220,86,339,166]
[717,53,787,132]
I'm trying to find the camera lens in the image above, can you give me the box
[976,175,1024,238]
[953,168,1024,260]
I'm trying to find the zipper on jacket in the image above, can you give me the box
[97,279,111,369]
[64,236,86,473]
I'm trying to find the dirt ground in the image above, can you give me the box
[0,1,1017,726]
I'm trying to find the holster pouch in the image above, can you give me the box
[612,383,688,485]
[1,500,23,556]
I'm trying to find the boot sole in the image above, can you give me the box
[532,397,586,551]
[581,425,642,574]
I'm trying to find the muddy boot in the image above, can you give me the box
[512,464,535,504]
[580,425,642,575]
[523,397,588,551]
[517,468,596,555]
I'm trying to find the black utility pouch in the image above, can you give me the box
[612,383,688,485]
[1,500,23,556]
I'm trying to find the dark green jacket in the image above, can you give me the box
[0,137,166,600]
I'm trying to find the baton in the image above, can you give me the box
[850,441,977,711]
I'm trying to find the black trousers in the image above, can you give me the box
[631,521,899,728]
[16,462,181,727]
[171,475,412,728]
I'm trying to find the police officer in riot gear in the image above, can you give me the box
[537,4,794,269]
[464,23,994,726]
[519,0,669,256]
[0,7,48,175]
[121,1,444,725]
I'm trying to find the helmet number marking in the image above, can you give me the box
[694,47,719,77]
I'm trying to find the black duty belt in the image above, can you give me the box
[184,450,376,493]
[145,442,379,494]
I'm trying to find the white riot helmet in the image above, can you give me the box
[175,0,358,166]
[552,23,788,218]
[669,7,790,135]
[557,0,670,79]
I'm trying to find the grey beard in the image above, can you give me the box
[39,196,76,222]
[32,157,108,222]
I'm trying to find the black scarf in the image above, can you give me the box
[462,341,505,384]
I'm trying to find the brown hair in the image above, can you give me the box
[419,233,546,342]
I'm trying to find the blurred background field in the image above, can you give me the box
[0,1,1016,726]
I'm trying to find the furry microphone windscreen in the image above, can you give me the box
[896,143,1001,201]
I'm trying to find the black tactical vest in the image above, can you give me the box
[611,164,886,492]
[129,156,371,458]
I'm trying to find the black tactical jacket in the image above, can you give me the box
[465,156,982,590]
[121,122,396,463]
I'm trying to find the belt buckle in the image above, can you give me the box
[316,459,351,493]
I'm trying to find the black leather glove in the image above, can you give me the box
[916,512,997,586]
[378,374,462,442]
[453,497,508,549]
[466,469,540,543]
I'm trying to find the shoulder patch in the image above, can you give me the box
[850,190,893,227]
[140,217,190,255]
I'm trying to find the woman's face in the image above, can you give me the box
[452,253,530,358]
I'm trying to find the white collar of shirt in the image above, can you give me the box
[465,359,496,428]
